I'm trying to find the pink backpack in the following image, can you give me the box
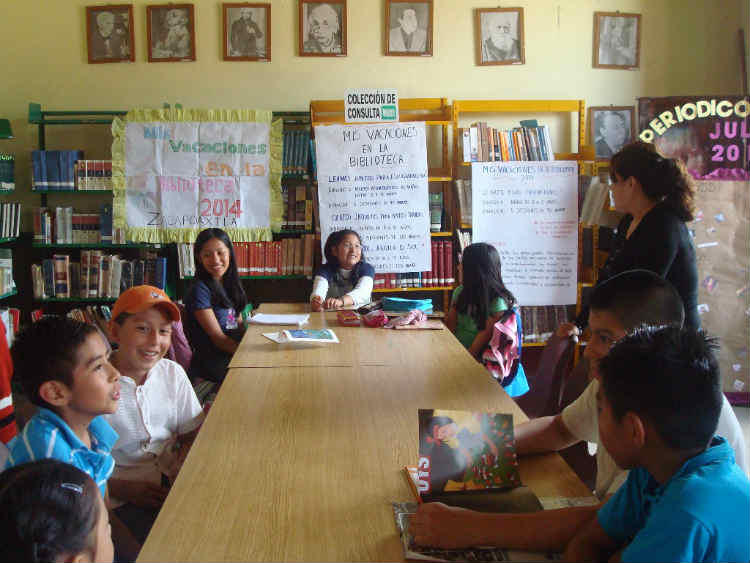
[481,310,520,384]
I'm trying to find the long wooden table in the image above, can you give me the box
[138,304,593,562]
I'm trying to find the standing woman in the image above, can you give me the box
[183,228,248,383]
[564,141,699,334]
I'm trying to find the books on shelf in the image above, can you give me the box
[282,129,311,178]
[520,305,576,344]
[281,181,314,231]
[66,305,112,338]
[374,240,453,289]
[429,192,443,232]
[32,206,122,245]
[31,150,84,190]
[0,202,21,238]
[454,178,472,225]
[0,248,16,295]
[0,153,14,190]
[178,236,315,279]
[75,160,113,191]
[32,251,166,300]
[458,123,554,163]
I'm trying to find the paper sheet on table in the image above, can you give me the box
[248,313,310,326]
[262,329,339,344]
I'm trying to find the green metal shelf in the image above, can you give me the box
[0,237,18,244]
[36,296,116,303]
[0,289,17,300]
[31,189,112,194]
[32,242,161,249]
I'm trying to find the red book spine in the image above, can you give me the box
[444,240,454,286]
[430,240,438,288]
[437,241,444,286]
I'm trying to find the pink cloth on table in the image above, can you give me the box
[384,309,426,328]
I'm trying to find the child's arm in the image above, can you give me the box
[563,513,620,562]
[445,306,458,332]
[467,312,502,358]
[414,502,602,552]
[514,414,577,455]
[108,478,169,508]
[310,276,329,311]
[192,309,239,354]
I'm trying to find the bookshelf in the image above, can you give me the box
[451,99,593,344]
[310,97,455,311]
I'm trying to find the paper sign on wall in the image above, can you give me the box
[472,162,579,306]
[315,121,430,273]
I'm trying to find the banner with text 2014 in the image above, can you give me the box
[112,108,282,243]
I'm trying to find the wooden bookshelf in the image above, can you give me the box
[373,286,453,293]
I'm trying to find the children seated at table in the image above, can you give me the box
[0,458,114,563]
[105,285,205,544]
[565,325,750,562]
[446,242,528,397]
[3,316,139,560]
[310,229,375,310]
[415,270,747,553]
[183,228,248,383]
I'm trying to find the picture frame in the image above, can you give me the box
[85,4,135,64]
[223,3,271,61]
[588,106,635,161]
[593,12,641,69]
[147,4,196,62]
[475,7,525,66]
[385,0,433,57]
[299,0,346,57]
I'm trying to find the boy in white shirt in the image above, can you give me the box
[105,285,205,543]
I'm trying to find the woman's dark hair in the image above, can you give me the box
[193,228,247,313]
[11,317,100,410]
[457,243,516,329]
[0,459,101,563]
[323,229,368,285]
[610,141,696,221]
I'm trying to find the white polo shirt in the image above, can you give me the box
[106,358,204,498]
[561,379,749,499]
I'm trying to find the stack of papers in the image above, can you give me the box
[262,329,340,344]
[248,313,310,326]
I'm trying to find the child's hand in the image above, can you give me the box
[413,502,479,549]
[310,296,323,312]
[323,297,343,309]
[121,481,169,508]
[556,322,580,342]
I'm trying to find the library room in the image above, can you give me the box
[0,1,748,562]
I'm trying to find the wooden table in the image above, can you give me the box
[138,304,593,562]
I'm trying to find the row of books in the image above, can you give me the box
[520,304,576,344]
[31,150,82,191]
[373,240,455,289]
[66,305,112,338]
[282,129,311,178]
[454,178,472,225]
[0,308,19,347]
[459,122,554,163]
[0,154,14,190]
[177,236,316,279]
[0,249,15,295]
[75,160,113,190]
[0,202,21,238]
[31,252,166,300]
[429,192,444,232]
[281,182,315,231]
[32,204,123,245]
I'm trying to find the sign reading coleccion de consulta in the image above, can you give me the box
[345,89,399,123]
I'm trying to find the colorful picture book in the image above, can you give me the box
[417,409,521,498]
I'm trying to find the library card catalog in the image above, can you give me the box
[472,162,578,306]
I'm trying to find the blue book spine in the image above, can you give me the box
[42,259,55,298]
[44,150,61,190]
[100,203,113,243]
[154,257,167,290]
[32,150,46,190]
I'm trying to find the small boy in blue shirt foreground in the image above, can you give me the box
[566,325,750,562]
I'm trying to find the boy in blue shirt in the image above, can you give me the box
[566,325,750,562]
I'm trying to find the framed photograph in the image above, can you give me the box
[475,7,524,66]
[223,3,271,61]
[299,0,346,57]
[147,4,196,62]
[385,1,432,57]
[588,106,635,160]
[593,12,641,69]
[85,5,134,63]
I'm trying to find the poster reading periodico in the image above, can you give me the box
[472,162,578,306]
[315,122,430,273]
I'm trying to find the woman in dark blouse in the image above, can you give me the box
[563,141,699,334]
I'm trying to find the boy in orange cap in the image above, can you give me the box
[105,285,204,544]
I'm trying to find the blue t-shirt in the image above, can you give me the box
[184,279,239,358]
[4,407,118,497]
[598,436,750,563]
[314,262,375,299]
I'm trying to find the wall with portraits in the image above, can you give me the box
[0,0,744,228]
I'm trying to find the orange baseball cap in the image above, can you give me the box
[111,285,180,323]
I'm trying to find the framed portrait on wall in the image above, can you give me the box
[385,0,433,57]
[299,0,346,57]
[588,106,635,160]
[147,4,196,62]
[223,3,271,61]
[593,12,641,69]
[86,4,134,63]
[475,7,525,66]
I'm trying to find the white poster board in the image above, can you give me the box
[315,122,430,272]
[472,162,579,305]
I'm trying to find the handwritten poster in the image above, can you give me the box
[472,162,578,305]
[112,108,282,242]
[315,122,430,272]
